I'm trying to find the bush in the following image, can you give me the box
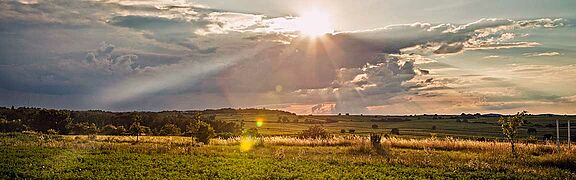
[299,125,329,139]
[158,124,181,136]
[349,129,356,134]
[432,125,437,130]
[390,128,400,135]
[340,129,346,133]
[371,124,378,129]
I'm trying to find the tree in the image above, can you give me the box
[29,109,72,133]
[196,121,215,144]
[129,122,145,142]
[0,119,28,132]
[68,122,98,135]
[499,111,527,155]
[299,125,329,139]
[159,123,181,136]
[187,121,215,144]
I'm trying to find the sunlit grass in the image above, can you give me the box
[2,133,575,179]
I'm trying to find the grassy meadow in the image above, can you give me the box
[2,112,575,179]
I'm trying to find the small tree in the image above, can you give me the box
[159,123,181,136]
[195,121,215,144]
[187,121,215,144]
[498,111,527,155]
[129,122,145,142]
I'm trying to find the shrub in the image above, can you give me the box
[371,124,378,129]
[340,129,346,133]
[299,125,329,139]
[390,128,400,135]
[431,125,437,130]
[348,129,356,134]
[159,123,181,136]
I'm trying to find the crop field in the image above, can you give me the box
[1,132,575,179]
[216,113,574,140]
[2,110,575,179]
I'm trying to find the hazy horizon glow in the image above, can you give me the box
[1,0,575,114]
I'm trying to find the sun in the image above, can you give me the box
[295,10,333,37]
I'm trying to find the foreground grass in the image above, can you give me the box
[1,134,575,179]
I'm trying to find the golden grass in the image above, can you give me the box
[8,134,574,156]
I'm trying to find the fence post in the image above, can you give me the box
[556,119,560,152]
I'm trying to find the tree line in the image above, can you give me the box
[0,107,279,143]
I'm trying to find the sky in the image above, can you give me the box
[0,0,575,115]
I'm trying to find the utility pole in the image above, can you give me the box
[556,119,560,152]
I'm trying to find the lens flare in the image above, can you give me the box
[240,136,256,152]
[256,117,264,127]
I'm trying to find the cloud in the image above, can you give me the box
[483,55,501,59]
[0,0,570,113]
[523,52,561,57]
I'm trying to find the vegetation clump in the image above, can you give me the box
[299,125,330,139]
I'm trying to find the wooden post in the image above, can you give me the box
[569,120,571,149]
[556,119,560,152]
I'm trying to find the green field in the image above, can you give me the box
[2,112,575,179]
[1,133,575,179]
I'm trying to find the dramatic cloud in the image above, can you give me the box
[0,0,574,114]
